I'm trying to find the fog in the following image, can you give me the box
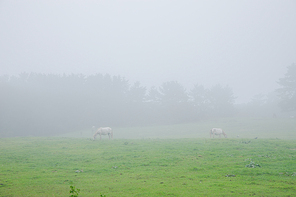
[0,1,295,137]
[1,1,295,103]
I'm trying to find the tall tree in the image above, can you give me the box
[159,81,188,105]
[128,81,147,103]
[277,63,296,111]
[189,84,210,118]
[207,84,235,116]
[158,81,190,123]
[147,86,161,103]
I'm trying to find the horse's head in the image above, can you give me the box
[93,128,102,140]
[223,131,227,138]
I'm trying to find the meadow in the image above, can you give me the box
[0,117,295,196]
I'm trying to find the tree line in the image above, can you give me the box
[0,72,235,137]
[1,64,295,137]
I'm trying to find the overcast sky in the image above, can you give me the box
[0,0,295,103]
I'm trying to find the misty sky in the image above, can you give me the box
[0,1,295,103]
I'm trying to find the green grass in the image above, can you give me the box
[1,117,296,196]
[62,117,296,140]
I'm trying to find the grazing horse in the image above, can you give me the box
[210,128,227,138]
[93,127,113,140]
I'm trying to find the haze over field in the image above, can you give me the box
[0,1,295,103]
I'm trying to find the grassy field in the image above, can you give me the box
[1,118,296,196]
[62,117,296,140]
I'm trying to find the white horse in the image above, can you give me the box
[93,127,113,140]
[210,128,227,138]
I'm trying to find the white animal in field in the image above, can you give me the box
[93,127,113,140]
[210,128,227,138]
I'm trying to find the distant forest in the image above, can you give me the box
[2,66,294,138]
[0,73,239,137]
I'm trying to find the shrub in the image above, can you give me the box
[69,185,80,197]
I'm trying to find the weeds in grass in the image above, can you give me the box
[241,140,252,144]
[279,172,296,176]
[69,185,106,197]
[69,185,80,197]
[225,174,236,177]
[245,161,261,168]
